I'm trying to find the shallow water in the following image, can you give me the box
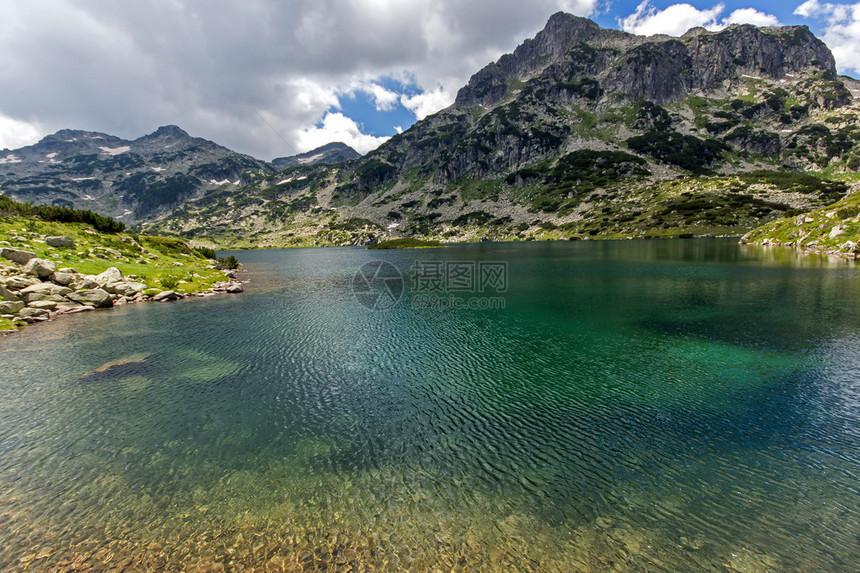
[1,239,858,571]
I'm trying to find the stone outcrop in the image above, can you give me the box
[103,281,148,297]
[0,300,25,314]
[45,236,75,248]
[152,290,178,302]
[22,258,56,279]
[1,244,244,330]
[65,288,114,308]
[50,271,74,286]
[1,248,37,265]
[95,267,124,287]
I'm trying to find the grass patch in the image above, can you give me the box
[0,215,232,295]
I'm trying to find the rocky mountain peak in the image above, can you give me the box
[684,23,836,86]
[36,129,120,146]
[455,12,601,108]
[539,12,601,50]
[142,125,191,140]
[271,142,361,169]
[456,12,838,109]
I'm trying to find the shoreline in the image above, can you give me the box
[1,248,245,334]
[0,273,246,335]
[739,237,859,260]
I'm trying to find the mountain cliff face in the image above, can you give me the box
[457,14,835,107]
[4,13,858,248]
[145,13,857,247]
[359,14,841,187]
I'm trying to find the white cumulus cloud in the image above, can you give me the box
[795,1,860,75]
[0,115,42,150]
[724,8,780,26]
[295,112,390,155]
[339,81,401,112]
[619,1,780,37]
[619,2,726,36]
[401,86,455,120]
[0,0,601,159]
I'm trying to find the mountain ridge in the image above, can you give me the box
[3,13,859,250]
[144,14,860,247]
[271,142,361,169]
[0,127,360,224]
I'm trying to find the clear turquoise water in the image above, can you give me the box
[1,239,858,571]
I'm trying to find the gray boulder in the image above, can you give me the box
[17,307,50,321]
[4,275,40,290]
[152,290,178,302]
[0,284,22,302]
[226,282,244,293]
[0,248,37,265]
[71,275,100,290]
[95,267,123,287]
[22,258,56,279]
[0,300,25,314]
[28,300,58,311]
[20,282,72,299]
[23,293,69,304]
[66,288,114,308]
[104,280,148,297]
[50,272,75,286]
[45,236,75,248]
[54,302,83,314]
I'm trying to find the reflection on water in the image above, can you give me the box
[0,240,858,571]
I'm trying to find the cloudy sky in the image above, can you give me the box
[1,0,858,159]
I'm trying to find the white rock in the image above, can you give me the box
[95,267,123,287]
[22,258,56,279]
[152,290,178,302]
[65,288,113,308]
[51,271,75,286]
[0,248,37,265]
[0,300,24,314]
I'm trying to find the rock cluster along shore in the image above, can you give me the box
[739,234,859,260]
[0,240,244,326]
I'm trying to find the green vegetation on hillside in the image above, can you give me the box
[742,190,859,256]
[368,238,444,249]
[1,194,237,330]
[0,194,125,233]
[507,150,649,213]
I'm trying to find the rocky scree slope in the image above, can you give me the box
[147,13,860,247]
